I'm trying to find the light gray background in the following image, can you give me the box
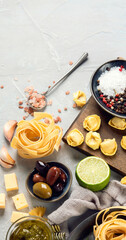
[0,0,125,238]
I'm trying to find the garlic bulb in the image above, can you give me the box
[3,120,17,142]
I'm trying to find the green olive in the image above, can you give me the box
[33,182,52,199]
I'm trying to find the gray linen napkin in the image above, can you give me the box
[48,180,126,224]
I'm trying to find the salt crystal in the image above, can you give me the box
[97,67,126,97]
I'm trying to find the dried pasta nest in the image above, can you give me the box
[11,112,63,159]
[108,117,126,130]
[121,136,126,150]
[100,138,117,156]
[29,206,46,217]
[85,131,102,150]
[67,128,84,147]
[94,206,126,240]
[83,114,101,131]
[73,90,86,107]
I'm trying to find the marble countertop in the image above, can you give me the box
[0,0,125,238]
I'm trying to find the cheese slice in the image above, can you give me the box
[0,193,5,209]
[4,173,18,192]
[12,193,29,210]
[11,211,29,223]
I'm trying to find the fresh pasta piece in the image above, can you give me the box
[121,176,126,184]
[108,117,126,130]
[73,90,86,107]
[83,114,101,131]
[67,128,84,147]
[94,207,126,240]
[11,112,63,159]
[29,206,46,217]
[85,131,102,150]
[121,136,126,150]
[100,138,117,156]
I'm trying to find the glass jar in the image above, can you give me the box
[6,216,54,240]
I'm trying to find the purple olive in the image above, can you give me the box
[46,166,61,186]
[35,161,50,177]
[59,169,67,185]
[53,182,64,195]
[33,174,46,183]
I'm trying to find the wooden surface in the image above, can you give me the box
[63,96,126,176]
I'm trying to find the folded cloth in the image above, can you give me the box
[48,180,126,224]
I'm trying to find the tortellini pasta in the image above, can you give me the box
[121,136,126,150]
[108,117,126,130]
[83,114,101,131]
[121,176,126,184]
[85,131,102,150]
[73,90,86,107]
[67,128,84,147]
[100,138,117,156]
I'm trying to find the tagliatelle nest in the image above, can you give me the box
[11,112,63,159]
[29,207,46,217]
[94,207,126,240]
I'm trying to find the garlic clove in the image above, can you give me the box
[0,158,14,168]
[0,146,15,165]
[3,120,17,142]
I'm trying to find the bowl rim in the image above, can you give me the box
[90,59,126,119]
[26,161,73,203]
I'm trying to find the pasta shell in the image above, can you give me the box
[85,131,102,150]
[67,128,84,147]
[73,90,86,107]
[83,114,101,131]
[108,117,126,130]
[100,138,117,156]
[121,136,126,150]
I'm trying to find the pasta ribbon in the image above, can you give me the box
[11,112,63,159]
[94,206,126,240]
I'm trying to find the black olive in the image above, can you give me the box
[35,161,50,177]
[52,182,64,195]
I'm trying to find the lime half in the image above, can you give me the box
[75,156,110,191]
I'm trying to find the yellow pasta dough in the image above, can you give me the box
[11,112,63,159]
[94,207,126,240]
[67,128,84,147]
[121,136,126,150]
[108,117,126,130]
[83,114,101,131]
[121,176,126,184]
[85,131,101,150]
[29,206,46,217]
[100,138,117,156]
[73,90,86,107]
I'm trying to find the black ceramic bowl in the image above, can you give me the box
[91,59,126,118]
[26,161,72,203]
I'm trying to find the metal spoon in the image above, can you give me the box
[28,52,88,111]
